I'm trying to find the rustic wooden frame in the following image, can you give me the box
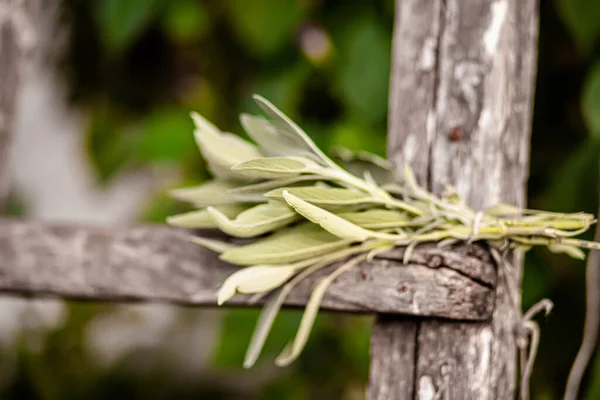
[0,0,539,398]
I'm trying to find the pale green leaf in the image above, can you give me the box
[189,236,235,254]
[217,264,297,305]
[548,243,586,260]
[231,156,318,179]
[337,209,411,229]
[244,287,287,368]
[331,147,396,185]
[220,223,351,265]
[243,253,342,368]
[170,180,264,207]
[245,95,337,167]
[275,255,365,366]
[207,201,298,238]
[485,203,522,217]
[282,191,372,241]
[167,204,247,228]
[265,186,376,206]
[191,111,262,180]
[228,175,327,194]
[169,180,238,207]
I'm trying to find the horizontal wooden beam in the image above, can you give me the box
[0,218,496,320]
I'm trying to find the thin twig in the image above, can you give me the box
[519,299,553,400]
[564,212,600,400]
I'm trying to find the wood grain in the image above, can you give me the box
[369,0,539,398]
[0,218,495,319]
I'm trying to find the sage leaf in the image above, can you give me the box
[217,264,297,305]
[244,287,287,368]
[337,209,411,229]
[248,95,337,167]
[266,186,376,206]
[485,203,523,217]
[244,254,342,368]
[331,147,397,185]
[167,204,247,229]
[282,191,372,241]
[169,180,238,207]
[189,236,235,254]
[231,156,318,179]
[170,180,265,206]
[207,201,298,238]
[275,255,365,367]
[229,175,328,194]
[191,111,263,180]
[220,223,351,265]
[548,243,586,260]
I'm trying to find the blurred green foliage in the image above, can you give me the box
[5,0,600,399]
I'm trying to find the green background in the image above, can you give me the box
[4,0,600,399]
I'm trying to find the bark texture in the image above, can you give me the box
[368,0,539,399]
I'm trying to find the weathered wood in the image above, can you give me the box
[0,0,36,210]
[369,0,538,398]
[368,316,417,399]
[0,218,495,319]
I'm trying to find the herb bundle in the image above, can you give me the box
[167,95,599,368]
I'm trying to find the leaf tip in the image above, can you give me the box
[217,286,235,306]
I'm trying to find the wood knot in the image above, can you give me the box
[448,127,464,141]
[397,282,409,293]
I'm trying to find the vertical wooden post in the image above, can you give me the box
[368,0,539,398]
[0,0,36,211]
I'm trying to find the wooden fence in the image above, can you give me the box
[0,0,538,398]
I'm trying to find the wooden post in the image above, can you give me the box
[368,0,539,399]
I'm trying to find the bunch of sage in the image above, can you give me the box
[167,95,599,368]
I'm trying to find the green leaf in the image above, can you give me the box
[86,107,136,183]
[265,187,376,206]
[337,15,391,122]
[275,255,365,366]
[226,0,303,56]
[190,236,235,254]
[94,0,159,54]
[337,209,411,229]
[169,180,238,207]
[163,0,209,43]
[207,201,298,238]
[220,223,351,266]
[136,107,197,163]
[583,63,600,138]
[217,265,297,305]
[245,95,337,167]
[166,204,247,229]
[557,0,600,51]
[191,111,263,180]
[282,191,372,241]
[231,156,318,179]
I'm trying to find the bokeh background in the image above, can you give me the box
[3,0,600,399]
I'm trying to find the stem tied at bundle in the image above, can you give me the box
[167,95,600,368]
